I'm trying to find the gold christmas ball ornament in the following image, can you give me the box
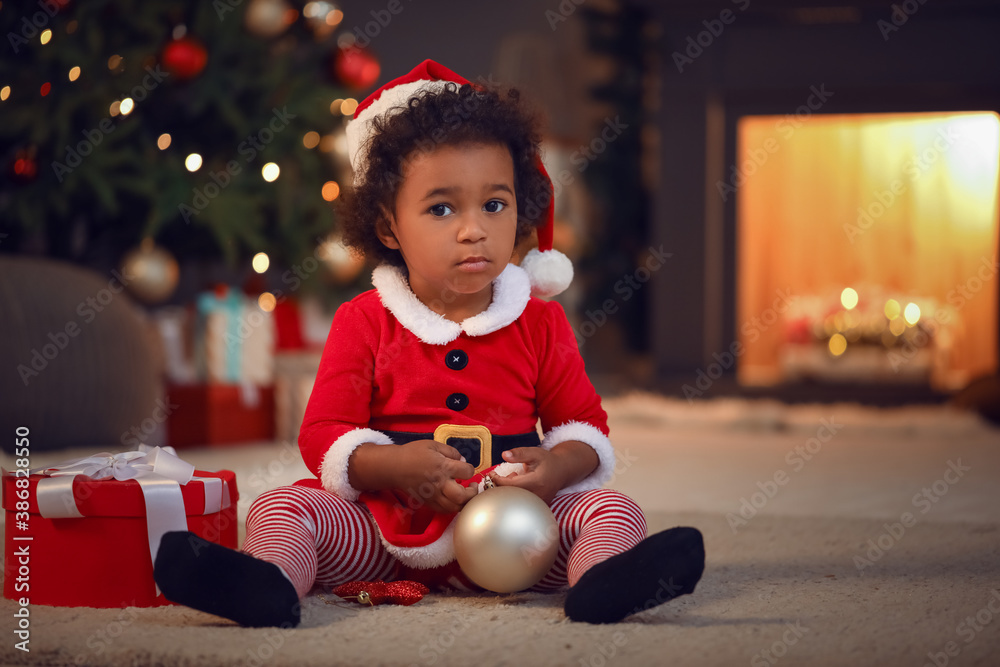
[319,233,365,284]
[119,240,180,304]
[245,0,293,38]
[453,486,559,593]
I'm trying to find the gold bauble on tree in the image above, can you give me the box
[452,486,559,593]
[120,239,180,304]
[244,0,293,38]
[320,233,365,284]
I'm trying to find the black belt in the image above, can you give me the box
[382,427,540,473]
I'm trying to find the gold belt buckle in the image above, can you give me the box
[433,424,492,473]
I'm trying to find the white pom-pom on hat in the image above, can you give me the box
[521,248,573,298]
[347,59,573,297]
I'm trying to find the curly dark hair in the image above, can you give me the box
[338,82,551,267]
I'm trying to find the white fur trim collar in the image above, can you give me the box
[375,521,457,569]
[371,263,531,345]
[346,79,451,185]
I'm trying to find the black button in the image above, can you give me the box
[446,392,469,411]
[445,349,468,370]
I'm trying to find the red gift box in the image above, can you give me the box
[166,383,275,447]
[2,464,238,608]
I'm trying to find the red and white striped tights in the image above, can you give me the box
[242,485,647,598]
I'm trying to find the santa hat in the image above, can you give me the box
[345,58,573,298]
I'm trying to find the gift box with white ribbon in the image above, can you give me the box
[2,445,238,608]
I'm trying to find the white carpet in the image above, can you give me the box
[2,394,998,666]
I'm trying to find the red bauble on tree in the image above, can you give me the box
[331,45,380,91]
[9,147,38,183]
[161,36,208,80]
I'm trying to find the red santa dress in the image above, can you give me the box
[241,263,645,594]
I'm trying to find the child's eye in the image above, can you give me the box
[429,203,454,217]
[484,200,507,214]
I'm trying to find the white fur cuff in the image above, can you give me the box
[377,521,457,570]
[541,421,616,495]
[319,428,394,501]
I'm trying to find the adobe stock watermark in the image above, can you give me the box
[413,610,476,666]
[238,440,301,511]
[843,124,958,244]
[750,621,810,667]
[671,0,751,74]
[345,0,414,47]
[120,398,179,448]
[178,106,296,222]
[726,417,843,534]
[887,253,997,374]
[682,288,796,401]
[576,577,692,667]
[16,267,138,386]
[518,115,629,225]
[72,605,140,664]
[519,456,641,569]
[877,0,929,42]
[243,622,298,666]
[853,459,970,572]
[571,245,672,347]
[51,66,171,183]
[545,0,587,31]
[7,0,64,54]
[922,588,1000,667]
[716,84,834,202]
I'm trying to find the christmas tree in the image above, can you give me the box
[0,0,379,289]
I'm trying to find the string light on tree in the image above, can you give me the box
[2,0,351,285]
[303,1,343,36]
[262,163,280,182]
[321,181,340,201]
[840,287,859,310]
[340,98,358,116]
[258,292,277,312]
[828,332,847,357]
[252,252,270,273]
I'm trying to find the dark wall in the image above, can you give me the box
[334,0,560,86]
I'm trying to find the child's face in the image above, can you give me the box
[378,142,518,313]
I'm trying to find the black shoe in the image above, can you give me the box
[153,531,301,628]
[564,526,705,624]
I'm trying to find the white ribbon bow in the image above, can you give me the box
[31,445,225,596]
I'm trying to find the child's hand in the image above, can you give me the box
[393,440,478,514]
[487,448,567,504]
[489,442,599,504]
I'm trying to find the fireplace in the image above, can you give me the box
[641,0,1000,400]
[735,111,999,390]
